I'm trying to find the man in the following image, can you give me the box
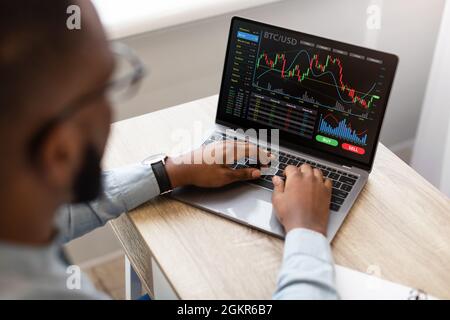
[0,1,337,299]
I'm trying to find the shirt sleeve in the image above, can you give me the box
[273,228,339,300]
[55,163,160,243]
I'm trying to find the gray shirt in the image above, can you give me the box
[0,163,337,299]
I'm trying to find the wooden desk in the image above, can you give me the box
[103,95,450,299]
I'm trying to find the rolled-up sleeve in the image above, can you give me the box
[55,163,160,243]
[273,228,339,300]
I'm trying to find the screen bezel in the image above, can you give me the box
[216,16,398,172]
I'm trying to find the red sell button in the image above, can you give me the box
[342,143,365,155]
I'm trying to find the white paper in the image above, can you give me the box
[335,265,437,300]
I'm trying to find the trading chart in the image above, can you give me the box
[219,19,397,164]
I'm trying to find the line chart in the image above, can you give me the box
[254,50,380,110]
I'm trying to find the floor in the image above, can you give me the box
[82,253,126,300]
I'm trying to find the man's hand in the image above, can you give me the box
[271,164,332,236]
[164,140,271,189]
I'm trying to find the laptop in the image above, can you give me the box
[172,17,398,240]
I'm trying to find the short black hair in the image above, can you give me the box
[0,1,82,127]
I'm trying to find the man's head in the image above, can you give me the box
[0,1,115,241]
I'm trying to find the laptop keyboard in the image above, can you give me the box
[203,132,359,212]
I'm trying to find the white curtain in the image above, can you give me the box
[411,0,450,197]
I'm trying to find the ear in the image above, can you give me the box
[37,122,83,199]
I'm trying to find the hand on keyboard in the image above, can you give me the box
[165,140,272,188]
[271,164,332,235]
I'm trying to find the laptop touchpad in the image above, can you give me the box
[171,183,285,237]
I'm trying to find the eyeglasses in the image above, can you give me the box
[106,42,146,104]
[28,42,146,156]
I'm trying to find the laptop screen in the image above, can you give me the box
[216,17,398,170]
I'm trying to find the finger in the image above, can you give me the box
[228,167,261,182]
[299,163,313,175]
[258,147,273,166]
[229,141,252,162]
[231,142,271,165]
[246,143,272,165]
[221,141,247,165]
[272,175,285,194]
[313,168,323,179]
[284,165,299,177]
[324,178,332,191]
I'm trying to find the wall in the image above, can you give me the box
[115,0,444,152]
[411,0,450,196]
[442,122,450,196]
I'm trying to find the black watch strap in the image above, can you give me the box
[151,160,172,194]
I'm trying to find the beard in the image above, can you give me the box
[71,144,103,203]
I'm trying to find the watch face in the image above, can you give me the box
[142,153,166,165]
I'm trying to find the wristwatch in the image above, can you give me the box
[142,153,173,194]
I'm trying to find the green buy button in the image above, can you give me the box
[316,135,338,147]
